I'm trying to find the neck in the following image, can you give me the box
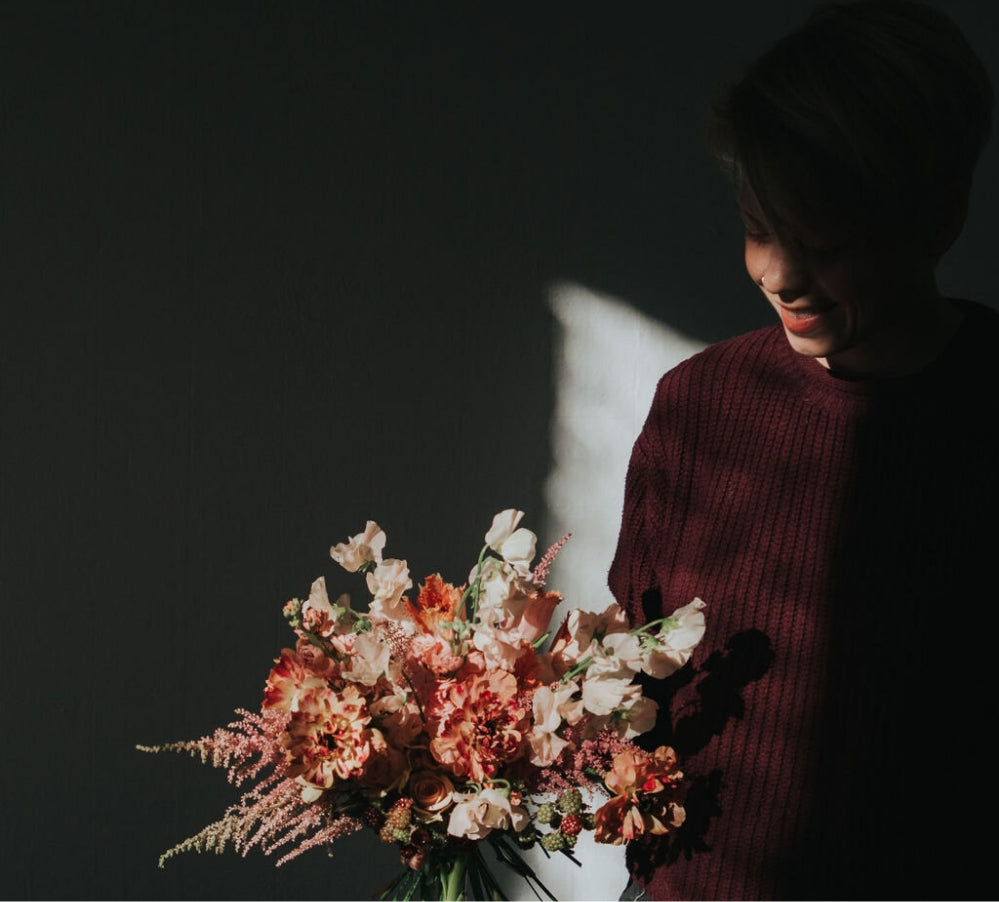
[820,294,963,380]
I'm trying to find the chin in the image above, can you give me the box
[783,329,836,359]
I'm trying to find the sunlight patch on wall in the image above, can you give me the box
[496,282,707,902]
[544,280,706,622]
[491,283,705,901]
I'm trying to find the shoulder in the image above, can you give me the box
[635,324,794,451]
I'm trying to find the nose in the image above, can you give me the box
[755,240,810,303]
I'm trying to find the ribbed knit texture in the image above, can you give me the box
[609,299,999,901]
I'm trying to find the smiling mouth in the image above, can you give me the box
[777,304,834,335]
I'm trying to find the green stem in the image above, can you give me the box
[442,855,468,901]
[560,654,593,683]
[630,615,678,637]
[457,544,492,622]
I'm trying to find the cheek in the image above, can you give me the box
[743,240,764,283]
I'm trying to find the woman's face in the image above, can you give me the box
[738,182,941,376]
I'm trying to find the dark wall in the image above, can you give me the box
[3,2,996,899]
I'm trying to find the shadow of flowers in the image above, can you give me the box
[629,626,774,878]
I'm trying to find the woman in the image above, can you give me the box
[610,2,997,898]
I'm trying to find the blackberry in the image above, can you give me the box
[556,788,583,814]
[540,831,567,852]
[536,802,557,824]
[379,798,413,843]
[559,814,583,837]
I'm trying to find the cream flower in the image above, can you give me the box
[342,631,392,686]
[471,619,526,671]
[550,603,631,671]
[330,521,387,572]
[641,597,708,678]
[365,558,413,623]
[296,776,325,804]
[446,787,530,840]
[581,674,640,717]
[484,509,536,573]
[586,631,644,680]
[473,557,525,615]
[617,695,658,739]
[526,682,578,766]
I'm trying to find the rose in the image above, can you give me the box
[361,730,409,796]
[410,769,455,820]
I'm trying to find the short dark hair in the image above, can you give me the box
[708,0,993,240]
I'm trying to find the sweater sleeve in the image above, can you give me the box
[608,378,674,629]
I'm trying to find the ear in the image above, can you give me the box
[927,183,969,259]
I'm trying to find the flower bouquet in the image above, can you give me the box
[139,510,706,900]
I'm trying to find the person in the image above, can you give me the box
[608,1,998,898]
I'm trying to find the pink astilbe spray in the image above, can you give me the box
[531,532,571,587]
[533,727,635,798]
[137,708,363,867]
[138,708,289,786]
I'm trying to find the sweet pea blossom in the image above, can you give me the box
[616,694,658,739]
[342,631,393,686]
[300,577,352,638]
[446,787,529,840]
[330,521,386,572]
[484,509,536,574]
[472,559,562,669]
[585,631,645,680]
[640,597,708,678]
[471,619,526,671]
[526,681,580,766]
[550,603,632,672]
[581,674,640,717]
[365,558,413,623]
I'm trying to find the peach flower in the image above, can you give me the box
[330,520,386,572]
[428,670,526,782]
[360,728,409,796]
[593,745,686,845]
[410,769,456,821]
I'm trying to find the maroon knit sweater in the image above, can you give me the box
[608,299,999,901]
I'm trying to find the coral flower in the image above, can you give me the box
[408,573,465,636]
[283,684,374,789]
[593,745,686,845]
[428,670,527,782]
[262,647,328,713]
